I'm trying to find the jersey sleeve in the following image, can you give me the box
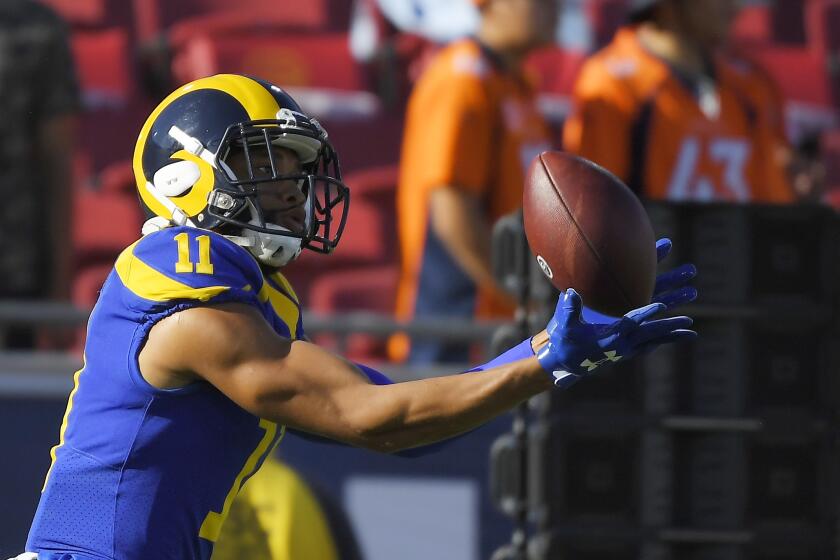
[404,55,496,197]
[563,58,636,183]
[114,227,264,313]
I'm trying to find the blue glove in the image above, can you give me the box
[582,237,698,323]
[537,288,696,388]
[651,238,697,308]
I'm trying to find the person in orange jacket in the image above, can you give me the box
[394,0,557,364]
[564,0,796,203]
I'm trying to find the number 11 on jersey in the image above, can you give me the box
[174,233,214,275]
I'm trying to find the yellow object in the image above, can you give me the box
[114,240,230,302]
[42,360,86,491]
[196,235,215,275]
[134,74,283,220]
[174,232,194,273]
[200,420,283,543]
[213,457,339,560]
[259,279,301,338]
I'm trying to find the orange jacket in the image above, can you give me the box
[563,26,794,203]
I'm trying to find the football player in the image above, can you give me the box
[564,0,796,203]
[16,74,696,560]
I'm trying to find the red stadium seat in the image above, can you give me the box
[328,165,398,265]
[734,44,832,108]
[297,196,396,269]
[171,32,364,91]
[283,167,399,305]
[307,265,399,362]
[309,265,398,314]
[135,0,351,42]
[73,185,143,265]
[39,0,106,26]
[342,164,397,205]
[730,3,772,45]
[71,28,134,109]
[526,46,587,97]
[98,160,136,194]
[525,46,586,131]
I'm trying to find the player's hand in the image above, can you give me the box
[536,288,696,388]
[651,238,697,309]
[581,238,696,324]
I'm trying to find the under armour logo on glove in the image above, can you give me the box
[537,288,695,389]
[580,350,622,371]
[549,351,622,389]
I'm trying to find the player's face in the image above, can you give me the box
[502,0,560,50]
[225,145,308,234]
[676,0,739,48]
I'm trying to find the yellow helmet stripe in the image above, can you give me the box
[134,74,282,220]
[167,150,217,218]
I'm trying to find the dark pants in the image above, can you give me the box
[408,226,476,365]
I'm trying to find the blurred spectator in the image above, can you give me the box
[563,0,801,203]
[348,0,480,109]
[392,0,556,364]
[351,0,479,51]
[0,0,79,345]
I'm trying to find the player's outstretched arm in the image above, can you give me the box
[141,302,552,453]
[140,296,693,453]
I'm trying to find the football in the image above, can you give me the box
[522,151,657,316]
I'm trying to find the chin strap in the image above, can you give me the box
[141,216,173,236]
[146,125,309,268]
[225,221,302,268]
[221,234,256,247]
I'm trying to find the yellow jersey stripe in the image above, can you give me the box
[258,281,300,339]
[115,242,230,303]
[271,272,300,305]
[199,420,282,542]
[42,361,85,491]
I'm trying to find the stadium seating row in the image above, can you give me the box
[48,0,840,362]
[41,0,351,35]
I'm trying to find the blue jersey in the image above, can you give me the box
[26,226,305,560]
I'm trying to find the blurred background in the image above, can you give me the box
[1,0,840,558]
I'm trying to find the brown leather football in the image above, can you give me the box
[522,151,657,316]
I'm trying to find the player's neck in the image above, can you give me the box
[475,25,527,73]
[636,23,713,79]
